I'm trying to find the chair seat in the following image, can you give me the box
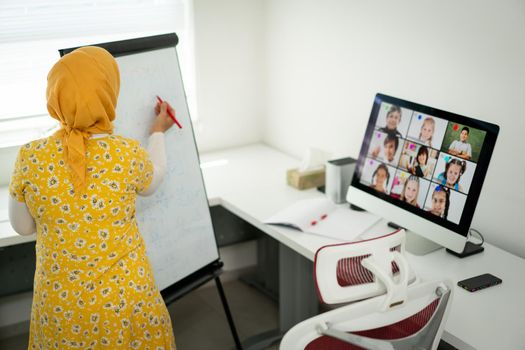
[280,280,453,350]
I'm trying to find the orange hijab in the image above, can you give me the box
[46,46,120,190]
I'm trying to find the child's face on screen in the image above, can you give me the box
[460,130,469,142]
[404,180,418,203]
[384,141,396,162]
[374,169,388,189]
[446,164,462,185]
[421,122,434,141]
[417,152,427,165]
[431,190,446,216]
[386,111,401,130]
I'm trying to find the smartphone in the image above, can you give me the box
[457,273,502,292]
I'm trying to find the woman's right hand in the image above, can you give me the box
[150,101,175,134]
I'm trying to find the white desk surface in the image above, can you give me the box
[2,143,524,349]
[203,144,525,350]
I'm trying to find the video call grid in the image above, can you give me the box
[361,102,485,224]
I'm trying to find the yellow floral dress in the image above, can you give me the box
[9,135,176,350]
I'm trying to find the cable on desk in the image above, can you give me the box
[468,228,484,246]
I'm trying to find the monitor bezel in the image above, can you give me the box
[351,93,499,237]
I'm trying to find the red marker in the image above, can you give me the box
[311,220,318,226]
[156,95,182,129]
[320,214,328,220]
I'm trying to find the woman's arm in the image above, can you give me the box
[139,101,175,196]
[8,196,36,235]
[139,132,166,196]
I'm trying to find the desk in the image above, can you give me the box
[2,143,525,349]
[202,144,525,350]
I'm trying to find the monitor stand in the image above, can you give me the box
[388,222,442,255]
[405,230,443,256]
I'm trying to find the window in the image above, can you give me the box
[0,0,195,148]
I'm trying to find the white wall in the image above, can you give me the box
[0,147,18,186]
[193,0,265,152]
[0,0,266,177]
[2,0,524,259]
[263,0,525,257]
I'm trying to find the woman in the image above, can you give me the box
[8,47,176,349]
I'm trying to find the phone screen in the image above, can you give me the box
[458,273,502,291]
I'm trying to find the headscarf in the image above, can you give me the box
[46,46,120,191]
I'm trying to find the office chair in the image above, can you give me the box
[280,229,454,350]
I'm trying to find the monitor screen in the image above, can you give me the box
[351,93,499,236]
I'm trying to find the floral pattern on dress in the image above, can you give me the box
[10,135,176,349]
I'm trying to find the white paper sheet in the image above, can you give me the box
[265,197,381,241]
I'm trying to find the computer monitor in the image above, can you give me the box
[347,93,499,254]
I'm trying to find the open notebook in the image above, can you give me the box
[265,197,381,241]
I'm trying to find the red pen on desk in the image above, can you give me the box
[311,214,328,226]
[156,95,182,129]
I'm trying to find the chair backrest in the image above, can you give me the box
[314,229,417,305]
[280,229,454,350]
[280,279,453,350]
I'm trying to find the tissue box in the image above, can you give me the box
[287,167,326,190]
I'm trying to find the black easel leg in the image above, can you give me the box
[215,276,243,350]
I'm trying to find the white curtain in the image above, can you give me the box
[0,0,195,146]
